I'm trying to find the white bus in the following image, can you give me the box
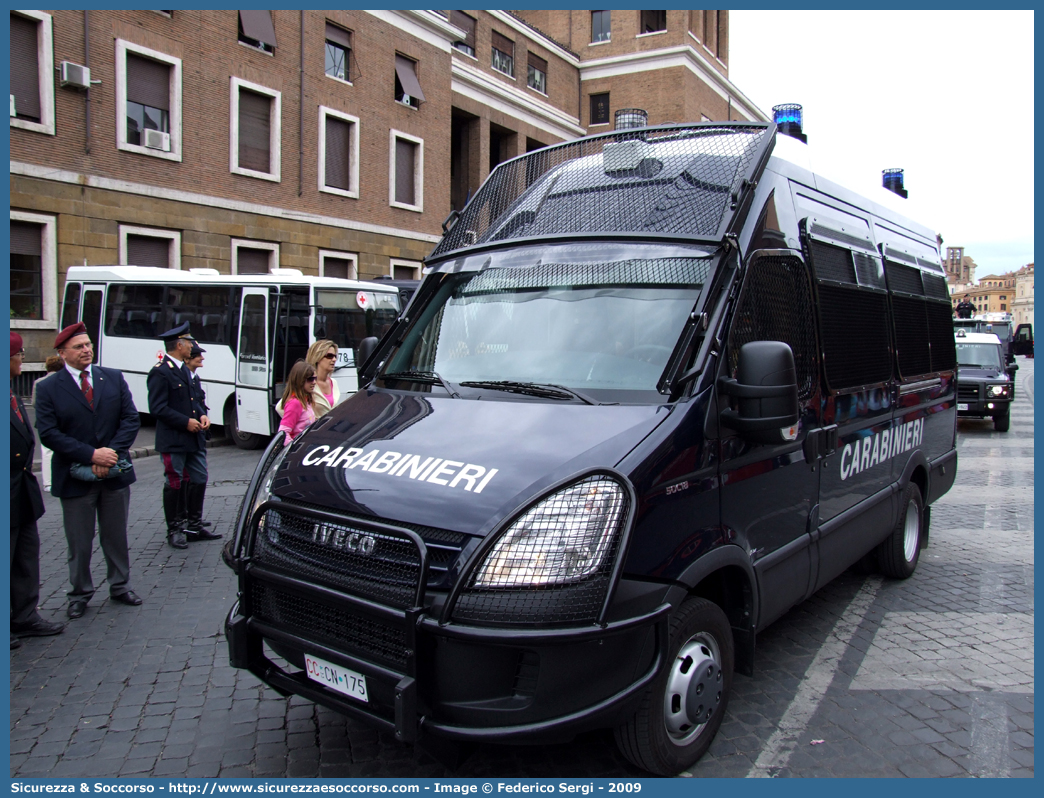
[59,266,401,448]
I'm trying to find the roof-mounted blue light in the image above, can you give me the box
[772,103,807,144]
[882,168,908,199]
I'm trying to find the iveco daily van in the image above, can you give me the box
[225,119,958,774]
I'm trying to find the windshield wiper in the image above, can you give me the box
[458,380,602,405]
[381,370,460,398]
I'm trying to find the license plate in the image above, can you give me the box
[957,403,969,411]
[304,654,368,703]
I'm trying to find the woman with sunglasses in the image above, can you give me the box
[305,338,341,419]
[277,361,317,446]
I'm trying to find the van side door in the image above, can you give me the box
[1014,323,1034,356]
[719,251,823,630]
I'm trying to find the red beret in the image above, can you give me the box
[10,332,23,358]
[54,322,88,350]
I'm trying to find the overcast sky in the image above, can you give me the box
[728,10,1034,278]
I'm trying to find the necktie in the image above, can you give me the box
[11,390,23,423]
[80,370,94,408]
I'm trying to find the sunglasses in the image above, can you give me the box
[306,376,318,382]
[322,353,337,360]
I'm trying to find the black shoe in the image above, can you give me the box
[67,600,88,619]
[167,531,188,550]
[11,635,22,650]
[186,529,222,542]
[11,618,66,637]
[110,591,143,606]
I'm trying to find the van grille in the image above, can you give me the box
[249,581,408,668]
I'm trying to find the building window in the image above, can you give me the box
[238,10,276,54]
[389,259,422,280]
[450,11,476,57]
[232,239,279,275]
[1001,304,1007,311]
[115,40,182,161]
[640,11,667,34]
[10,11,54,136]
[491,31,514,77]
[319,106,359,199]
[590,93,610,126]
[119,226,180,269]
[319,250,358,280]
[325,23,351,82]
[389,130,424,212]
[10,211,57,329]
[394,54,425,109]
[230,77,281,181]
[591,11,611,43]
[527,52,547,94]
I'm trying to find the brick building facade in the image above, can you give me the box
[10,9,767,362]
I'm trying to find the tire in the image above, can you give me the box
[994,408,1011,432]
[614,597,733,775]
[876,482,923,579]
[226,405,265,450]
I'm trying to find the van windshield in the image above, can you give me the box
[380,243,713,403]
[955,342,1003,370]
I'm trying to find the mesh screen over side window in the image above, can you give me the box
[727,255,819,401]
[884,259,954,377]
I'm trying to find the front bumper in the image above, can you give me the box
[956,397,1011,418]
[226,567,670,744]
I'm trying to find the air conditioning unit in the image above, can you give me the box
[60,61,91,90]
[143,129,171,152]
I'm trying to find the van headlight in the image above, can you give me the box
[248,442,291,531]
[472,476,627,588]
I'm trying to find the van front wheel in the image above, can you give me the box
[877,483,923,579]
[614,597,733,775]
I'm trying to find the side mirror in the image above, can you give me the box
[356,336,380,373]
[719,341,800,445]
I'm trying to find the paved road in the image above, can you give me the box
[10,359,1033,778]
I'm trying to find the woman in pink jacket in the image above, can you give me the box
[277,361,317,446]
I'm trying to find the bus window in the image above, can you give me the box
[314,289,399,363]
[106,284,165,338]
[167,286,236,346]
[239,293,268,386]
[83,288,103,364]
[61,283,82,330]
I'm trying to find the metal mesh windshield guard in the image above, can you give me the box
[458,257,711,296]
[433,124,770,257]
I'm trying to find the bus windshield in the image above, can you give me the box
[380,242,713,403]
[315,289,400,365]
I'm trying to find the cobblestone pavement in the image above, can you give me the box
[10,359,1033,778]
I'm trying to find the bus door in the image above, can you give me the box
[82,285,104,364]
[236,288,272,435]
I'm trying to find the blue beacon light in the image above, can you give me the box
[772,103,807,143]
[882,168,908,199]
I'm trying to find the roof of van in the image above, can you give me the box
[955,331,1003,345]
[65,265,398,292]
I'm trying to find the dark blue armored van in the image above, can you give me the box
[225,119,958,774]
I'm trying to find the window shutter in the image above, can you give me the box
[395,139,416,206]
[237,248,270,275]
[323,257,353,280]
[528,52,547,73]
[127,235,170,268]
[239,10,277,48]
[394,55,425,103]
[324,116,351,191]
[126,54,170,110]
[10,14,41,120]
[10,221,42,256]
[238,89,271,173]
[449,11,476,51]
[492,31,514,56]
[325,22,351,50]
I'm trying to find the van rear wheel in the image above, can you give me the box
[877,483,923,579]
[614,597,733,775]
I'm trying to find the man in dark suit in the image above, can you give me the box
[184,343,218,538]
[10,333,65,648]
[35,323,143,620]
[147,323,218,549]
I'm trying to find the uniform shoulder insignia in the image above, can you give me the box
[153,361,161,368]
[167,361,174,368]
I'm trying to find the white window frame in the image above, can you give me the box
[230,76,282,182]
[118,225,181,270]
[389,258,422,281]
[388,129,424,213]
[231,239,280,275]
[9,210,57,330]
[318,106,360,199]
[319,250,359,280]
[10,10,55,136]
[114,39,182,162]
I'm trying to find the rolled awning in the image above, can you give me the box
[240,10,277,48]
[394,54,425,103]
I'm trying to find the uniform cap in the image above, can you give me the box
[189,344,206,357]
[54,322,88,349]
[10,332,23,358]
[157,321,196,344]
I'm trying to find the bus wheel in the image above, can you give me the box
[877,483,923,579]
[614,597,733,775]
[225,406,265,450]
